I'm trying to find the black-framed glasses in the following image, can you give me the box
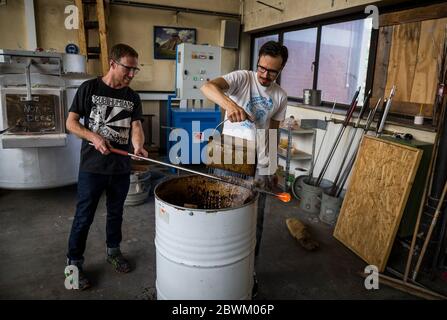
[256,64,281,78]
[113,60,140,75]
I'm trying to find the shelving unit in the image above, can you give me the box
[277,126,316,191]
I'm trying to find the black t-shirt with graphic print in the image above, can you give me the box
[69,77,143,175]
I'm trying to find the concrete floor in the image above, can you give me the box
[0,169,444,300]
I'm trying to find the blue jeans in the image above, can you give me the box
[67,171,130,262]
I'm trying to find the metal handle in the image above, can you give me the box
[343,88,360,126]
[377,85,396,136]
[109,147,129,156]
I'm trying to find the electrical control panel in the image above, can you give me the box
[176,43,221,100]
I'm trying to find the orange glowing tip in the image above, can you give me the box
[277,192,292,203]
[256,189,292,202]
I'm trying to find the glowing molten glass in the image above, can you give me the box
[277,192,291,203]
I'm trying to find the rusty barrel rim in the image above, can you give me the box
[154,175,259,213]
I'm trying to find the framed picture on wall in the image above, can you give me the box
[154,26,196,60]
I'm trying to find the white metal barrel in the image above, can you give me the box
[154,175,258,300]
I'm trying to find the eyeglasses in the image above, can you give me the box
[256,64,281,78]
[113,60,140,75]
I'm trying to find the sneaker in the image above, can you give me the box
[252,272,258,299]
[64,264,91,290]
[77,269,91,290]
[106,253,131,273]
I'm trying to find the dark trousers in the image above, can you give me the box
[67,171,130,262]
[255,192,267,257]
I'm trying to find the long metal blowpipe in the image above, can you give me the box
[328,90,371,195]
[334,97,382,197]
[307,100,337,180]
[89,144,291,202]
[315,88,360,186]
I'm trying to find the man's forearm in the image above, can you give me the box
[201,79,250,123]
[131,122,145,150]
[67,118,97,142]
[201,82,235,112]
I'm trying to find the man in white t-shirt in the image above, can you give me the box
[201,41,289,296]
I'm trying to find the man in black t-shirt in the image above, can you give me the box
[65,44,148,290]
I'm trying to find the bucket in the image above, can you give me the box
[303,89,312,104]
[294,167,309,178]
[124,168,151,206]
[310,90,322,106]
[292,175,307,200]
[319,191,343,226]
[293,176,332,215]
[154,175,258,300]
[303,89,321,106]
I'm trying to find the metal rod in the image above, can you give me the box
[335,153,355,198]
[109,0,241,19]
[96,144,284,198]
[330,128,358,194]
[315,89,360,186]
[329,91,371,194]
[404,97,446,280]
[427,91,447,214]
[110,147,226,181]
[25,59,32,101]
[334,98,381,197]
[315,125,345,185]
[386,267,428,288]
[376,85,396,137]
[308,100,336,179]
[404,175,431,281]
[412,180,447,281]
[0,127,11,135]
[256,0,283,12]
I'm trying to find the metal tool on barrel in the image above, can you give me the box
[89,143,291,202]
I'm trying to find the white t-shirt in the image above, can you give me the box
[222,70,288,169]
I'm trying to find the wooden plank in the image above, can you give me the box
[371,26,393,105]
[385,22,421,103]
[359,272,447,300]
[334,136,422,272]
[75,0,87,57]
[410,18,447,106]
[380,3,447,27]
[388,101,432,118]
[96,0,109,75]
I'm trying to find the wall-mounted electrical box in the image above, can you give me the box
[176,43,221,100]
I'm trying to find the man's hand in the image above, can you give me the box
[227,104,254,123]
[91,134,111,155]
[132,146,148,160]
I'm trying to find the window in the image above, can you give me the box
[318,19,372,105]
[252,17,373,106]
[252,34,279,71]
[282,28,318,98]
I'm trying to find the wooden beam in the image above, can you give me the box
[96,0,109,75]
[74,0,87,57]
[380,2,447,27]
[371,26,393,104]
[360,272,447,300]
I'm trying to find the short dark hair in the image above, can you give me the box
[110,43,138,61]
[258,41,288,67]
